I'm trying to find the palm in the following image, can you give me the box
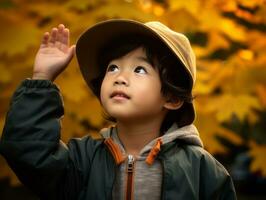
[35,45,70,69]
[33,24,75,81]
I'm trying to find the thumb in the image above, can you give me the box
[66,45,76,61]
[71,44,76,53]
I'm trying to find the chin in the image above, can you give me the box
[110,113,133,120]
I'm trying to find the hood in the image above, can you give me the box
[101,123,203,165]
[139,123,203,156]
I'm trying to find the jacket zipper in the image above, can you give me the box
[126,154,135,200]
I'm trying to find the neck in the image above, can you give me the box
[116,118,164,157]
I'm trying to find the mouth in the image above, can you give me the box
[110,91,130,99]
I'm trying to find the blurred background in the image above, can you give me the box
[0,0,265,199]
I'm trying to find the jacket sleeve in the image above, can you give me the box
[199,150,237,200]
[0,79,93,199]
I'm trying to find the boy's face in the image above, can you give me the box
[100,47,169,122]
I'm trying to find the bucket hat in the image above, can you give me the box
[76,19,196,126]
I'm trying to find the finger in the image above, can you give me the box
[58,24,65,31]
[62,28,69,46]
[61,28,70,52]
[49,27,58,45]
[40,32,49,48]
[56,24,65,47]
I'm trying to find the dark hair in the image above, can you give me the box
[91,34,194,133]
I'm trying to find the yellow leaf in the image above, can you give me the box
[162,9,199,32]
[217,18,247,42]
[205,94,261,123]
[193,46,209,58]
[0,62,12,83]
[26,2,83,30]
[137,0,153,12]
[197,60,235,92]
[167,0,201,15]
[256,4,266,23]
[65,97,104,128]
[24,2,66,19]
[233,65,266,94]
[215,0,238,12]
[207,31,230,51]
[194,81,213,95]
[0,12,40,56]
[256,85,266,108]
[153,4,165,17]
[65,0,100,11]
[197,4,247,42]
[247,31,266,52]
[61,114,87,142]
[197,55,266,98]
[237,49,254,61]
[92,1,154,21]
[249,141,266,177]
[56,72,89,103]
[194,112,242,154]
[90,129,105,140]
[237,0,265,9]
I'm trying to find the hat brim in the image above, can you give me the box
[76,19,195,125]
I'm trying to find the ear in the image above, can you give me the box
[163,99,184,110]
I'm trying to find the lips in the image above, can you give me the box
[110,91,130,99]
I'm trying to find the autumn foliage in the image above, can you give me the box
[0,0,265,186]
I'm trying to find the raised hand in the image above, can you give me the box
[32,24,75,81]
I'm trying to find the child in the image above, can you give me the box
[0,19,236,199]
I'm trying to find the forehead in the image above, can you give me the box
[111,47,146,60]
[98,38,163,76]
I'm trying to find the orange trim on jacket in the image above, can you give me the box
[146,138,162,165]
[104,138,125,165]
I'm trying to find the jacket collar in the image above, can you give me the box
[101,123,203,165]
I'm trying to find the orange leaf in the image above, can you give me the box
[249,141,266,177]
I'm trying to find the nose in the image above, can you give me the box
[114,71,129,86]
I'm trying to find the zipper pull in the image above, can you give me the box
[127,154,135,172]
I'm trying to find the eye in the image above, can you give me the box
[134,66,147,74]
[106,64,119,73]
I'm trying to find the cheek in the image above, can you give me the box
[135,79,162,99]
[143,78,161,92]
[100,78,108,102]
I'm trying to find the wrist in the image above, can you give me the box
[32,72,53,81]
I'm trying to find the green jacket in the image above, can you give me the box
[0,79,237,200]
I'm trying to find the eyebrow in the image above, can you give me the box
[136,56,153,66]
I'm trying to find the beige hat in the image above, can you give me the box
[76,19,196,126]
